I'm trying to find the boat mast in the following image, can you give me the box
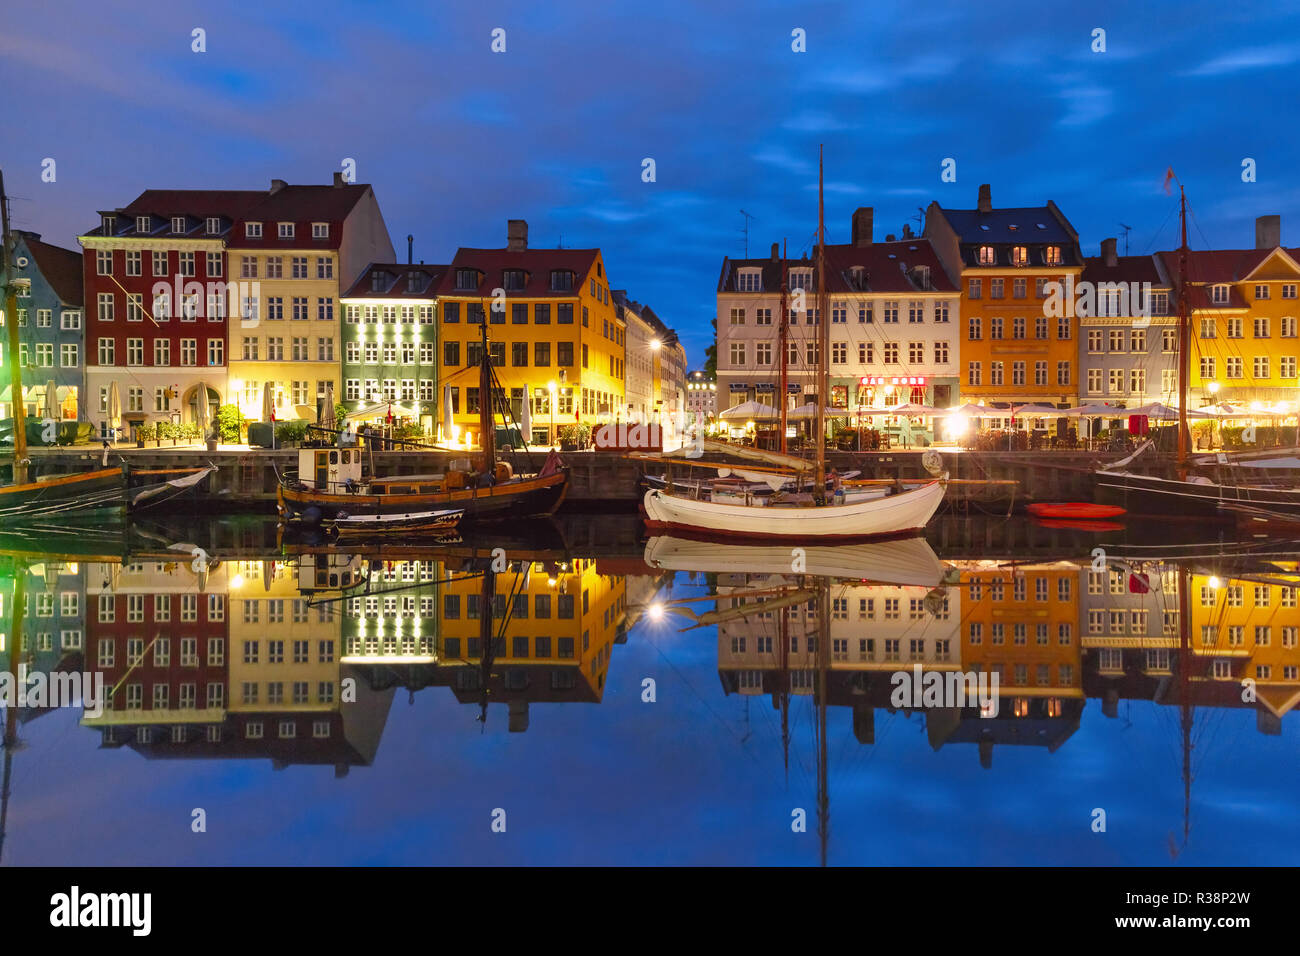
[815,146,828,497]
[815,578,830,866]
[478,319,495,474]
[1174,562,1193,855]
[0,171,29,485]
[779,239,789,455]
[1176,185,1190,470]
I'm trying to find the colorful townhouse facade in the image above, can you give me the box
[716,208,961,429]
[340,262,446,432]
[4,231,85,421]
[435,220,625,447]
[225,177,394,423]
[925,186,1086,422]
[79,190,265,437]
[1159,215,1300,410]
[1078,239,1176,407]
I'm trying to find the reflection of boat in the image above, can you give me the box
[279,516,571,564]
[1032,517,1126,533]
[640,150,945,543]
[277,322,568,524]
[644,534,947,587]
[331,508,463,538]
[1027,502,1125,520]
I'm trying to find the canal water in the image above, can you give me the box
[0,512,1295,866]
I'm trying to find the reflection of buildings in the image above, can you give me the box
[0,559,87,725]
[82,558,390,774]
[341,556,627,731]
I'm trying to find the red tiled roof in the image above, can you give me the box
[1157,248,1273,284]
[232,184,376,249]
[18,231,83,306]
[1081,253,1164,287]
[341,262,448,299]
[718,238,957,294]
[436,247,600,298]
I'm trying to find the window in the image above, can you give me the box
[967,361,981,386]
[968,278,981,299]
[61,343,78,368]
[97,338,115,365]
[990,317,1004,339]
[1210,284,1229,304]
[1227,317,1244,338]
[968,317,982,340]
[977,246,994,265]
[729,343,745,365]
[1226,356,1243,379]
[1253,355,1269,378]
[1011,246,1028,266]
[1109,329,1126,352]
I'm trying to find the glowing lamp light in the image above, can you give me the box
[230,573,245,589]
[1207,575,1223,590]
[647,602,665,622]
[1207,381,1221,395]
[947,415,970,437]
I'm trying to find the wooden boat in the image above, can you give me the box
[640,148,946,543]
[331,508,463,537]
[278,322,568,525]
[1027,502,1126,520]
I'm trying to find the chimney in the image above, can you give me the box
[770,242,779,261]
[1101,237,1118,268]
[332,171,345,187]
[1256,214,1281,250]
[851,207,873,247]
[885,233,896,242]
[270,178,287,193]
[507,219,528,251]
[407,234,413,265]
[901,223,914,240]
[977,184,992,213]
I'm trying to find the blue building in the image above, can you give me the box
[5,231,84,420]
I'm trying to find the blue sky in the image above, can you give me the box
[3,0,1299,362]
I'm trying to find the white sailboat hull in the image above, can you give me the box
[643,479,945,541]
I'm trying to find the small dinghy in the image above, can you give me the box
[331,508,464,537]
[1027,502,1127,520]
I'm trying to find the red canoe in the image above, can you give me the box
[1027,502,1127,520]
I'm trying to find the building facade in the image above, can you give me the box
[1079,240,1175,408]
[716,209,961,425]
[79,190,265,437]
[926,185,1085,420]
[1159,216,1300,411]
[614,290,656,422]
[340,262,445,433]
[5,231,84,421]
[435,220,625,447]
[685,369,717,421]
[226,176,394,423]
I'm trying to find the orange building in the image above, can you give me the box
[926,184,1084,417]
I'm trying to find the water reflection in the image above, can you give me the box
[0,515,1297,864]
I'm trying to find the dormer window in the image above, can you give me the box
[407,271,424,293]
[978,245,995,265]
[503,269,527,290]
[246,222,263,238]
[101,215,116,234]
[312,222,329,239]
[737,269,762,292]
[456,268,481,291]
[1011,246,1029,266]
[370,271,387,292]
[549,270,574,291]
[171,216,186,234]
[135,216,151,233]
[1211,284,1230,304]
[789,270,812,290]
[205,217,221,235]
[278,222,294,239]
[1045,245,1062,265]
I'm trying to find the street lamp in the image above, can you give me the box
[548,380,557,447]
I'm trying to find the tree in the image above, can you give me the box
[704,316,717,377]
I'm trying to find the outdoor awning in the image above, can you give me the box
[719,400,780,421]
[1059,403,1126,417]
[789,404,850,419]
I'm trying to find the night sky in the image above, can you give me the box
[3,0,1299,364]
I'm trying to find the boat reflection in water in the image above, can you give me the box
[0,515,1298,864]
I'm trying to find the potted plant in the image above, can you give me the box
[215,404,245,445]
[136,422,156,448]
[558,422,590,451]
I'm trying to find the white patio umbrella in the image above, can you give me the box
[319,382,336,430]
[1060,403,1125,416]
[263,381,276,449]
[1009,403,1060,417]
[937,403,993,417]
[519,387,532,441]
[1128,402,1214,421]
[44,379,58,420]
[441,385,454,440]
[194,380,212,439]
[789,403,850,419]
[888,402,942,416]
[107,381,122,438]
[719,400,780,421]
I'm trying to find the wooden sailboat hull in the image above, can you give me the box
[1097,470,1300,519]
[0,467,127,522]
[642,479,945,542]
[278,468,568,523]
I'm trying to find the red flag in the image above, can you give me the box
[1162,167,1175,195]
[1129,572,1150,594]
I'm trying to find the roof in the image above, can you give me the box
[929,202,1083,268]
[17,231,84,305]
[1081,253,1165,288]
[341,262,448,299]
[436,247,600,298]
[717,237,958,295]
[83,189,266,239]
[1154,249,1279,310]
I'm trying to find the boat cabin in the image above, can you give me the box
[296,552,366,592]
[297,447,363,493]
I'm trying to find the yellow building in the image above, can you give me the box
[1163,218,1300,412]
[226,177,394,422]
[436,220,625,446]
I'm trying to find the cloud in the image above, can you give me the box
[1183,44,1300,76]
